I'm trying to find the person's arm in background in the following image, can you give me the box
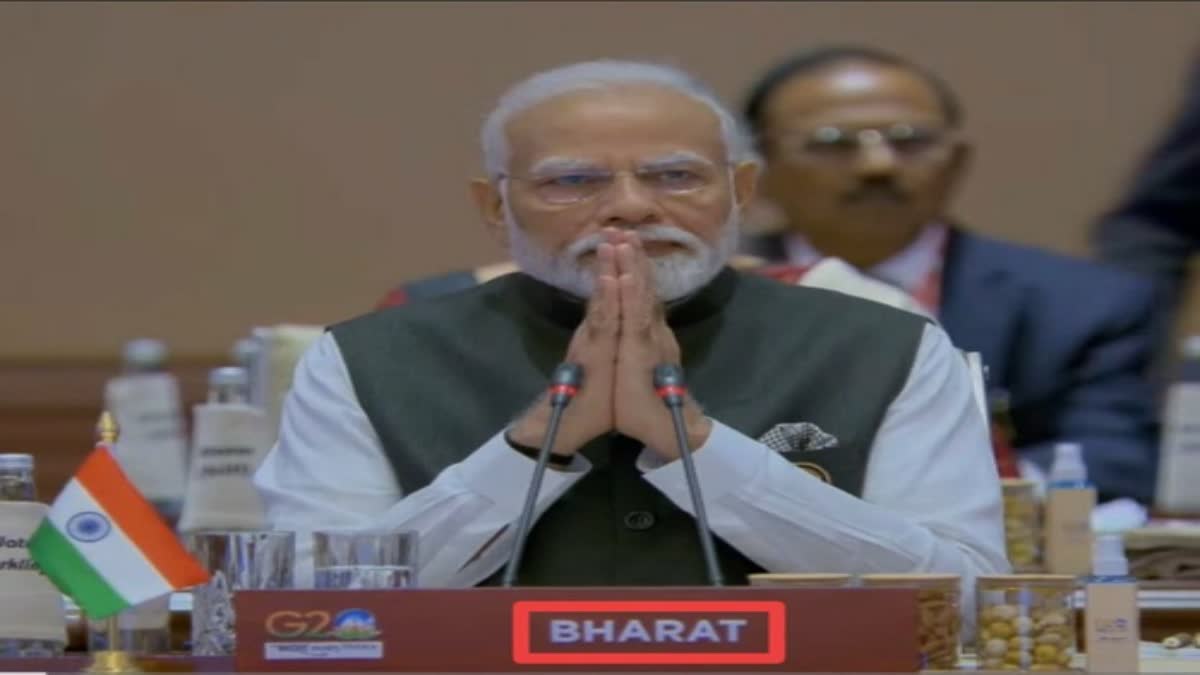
[1094,56,1200,367]
[1013,275,1161,504]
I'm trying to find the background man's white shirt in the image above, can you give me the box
[785,223,948,302]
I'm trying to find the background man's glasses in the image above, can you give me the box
[769,123,955,165]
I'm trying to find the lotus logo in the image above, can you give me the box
[331,609,380,640]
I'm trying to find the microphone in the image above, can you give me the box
[653,363,724,587]
[501,362,584,587]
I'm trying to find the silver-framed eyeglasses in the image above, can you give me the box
[499,160,726,205]
[770,123,955,165]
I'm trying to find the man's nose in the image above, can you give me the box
[597,173,661,228]
[854,131,900,177]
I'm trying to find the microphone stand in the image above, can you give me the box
[501,363,583,587]
[654,363,724,586]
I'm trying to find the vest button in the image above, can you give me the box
[623,510,655,531]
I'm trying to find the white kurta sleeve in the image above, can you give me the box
[253,332,589,588]
[643,323,1009,626]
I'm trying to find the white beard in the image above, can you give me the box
[504,201,741,302]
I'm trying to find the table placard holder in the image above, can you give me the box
[233,586,920,672]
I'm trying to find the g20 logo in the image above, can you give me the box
[266,610,330,638]
[266,609,380,640]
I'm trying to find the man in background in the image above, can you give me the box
[1094,55,1200,365]
[741,46,1160,503]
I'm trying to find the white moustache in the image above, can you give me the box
[566,226,703,259]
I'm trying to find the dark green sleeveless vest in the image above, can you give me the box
[331,268,926,586]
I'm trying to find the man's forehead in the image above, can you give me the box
[765,62,946,127]
[505,85,726,165]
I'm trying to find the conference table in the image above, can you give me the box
[1,653,1199,673]
[49,585,1200,647]
[0,586,1198,673]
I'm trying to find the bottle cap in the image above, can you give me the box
[1049,441,1088,483]
[209,366,249,390]
[1093,533,1129,576]
[231,337,261,369]
[0,454,34,472]
[122,338,168,370]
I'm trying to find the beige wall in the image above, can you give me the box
[1,1,1197,359]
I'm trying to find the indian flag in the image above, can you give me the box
[28,443,209,619]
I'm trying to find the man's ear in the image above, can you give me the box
[732,160,760,209]
[942,139,972,196]
[470,178,508,249]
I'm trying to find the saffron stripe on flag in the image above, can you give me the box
[75,447,209,588]
[28,521,127,619]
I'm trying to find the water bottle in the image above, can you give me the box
[106,338,188,526]
[178,367,270,533]
[1156,336,1200,513]
[1044,442,1096,575]
[0,454,66,657]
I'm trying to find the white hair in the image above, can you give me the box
[481,60,759,178]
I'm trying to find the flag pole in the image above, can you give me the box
[84,412,142,674]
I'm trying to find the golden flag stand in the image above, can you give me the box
[83,412,143,674]
[84,614,141,674]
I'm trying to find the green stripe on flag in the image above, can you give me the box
[28,521,128,619]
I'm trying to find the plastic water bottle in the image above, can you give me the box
[1044,442,1096,575]
[1156,336,1200,513]
[0,454,66,657]
[1083,534,1139,671]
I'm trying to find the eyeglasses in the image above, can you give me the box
[499,162,725,205]
[768,123,955,165]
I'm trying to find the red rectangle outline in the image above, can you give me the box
[511,600,786,665]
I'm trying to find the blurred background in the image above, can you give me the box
[2,1,1199,495]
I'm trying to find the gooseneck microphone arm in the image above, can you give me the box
[501,362,583,587]
[653,363,724,587]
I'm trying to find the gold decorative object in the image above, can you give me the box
[97,411,119,444]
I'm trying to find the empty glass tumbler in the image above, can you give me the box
[187,530,294,656]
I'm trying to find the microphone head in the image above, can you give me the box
[553,362,584,388]
[653,363,687,406]
[548,363,584,406]
[652,363,685,389]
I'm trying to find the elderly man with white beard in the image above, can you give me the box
[254,61,1008,596]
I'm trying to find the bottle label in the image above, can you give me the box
[179,405,270,533]
[0,502,68,642]
[1045,488,1097,575]
[105,373,189,502]
[1158,383,1200,512]
[1085,583,1140,672]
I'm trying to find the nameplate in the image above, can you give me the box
[234,587,919,672]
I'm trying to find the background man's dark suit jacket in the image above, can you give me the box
[1095,56,1200,299]
[1094,56,1200,373]
[744,228,1161,503]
